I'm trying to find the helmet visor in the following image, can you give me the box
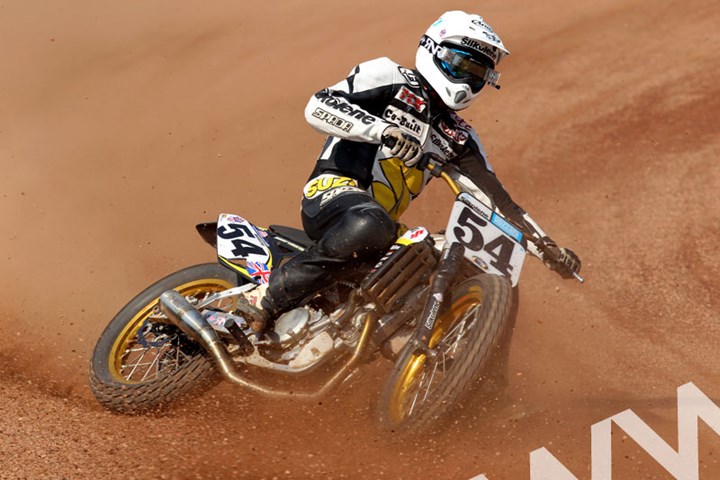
[436,46,501,91]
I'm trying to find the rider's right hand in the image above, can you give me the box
[382,126,423,167]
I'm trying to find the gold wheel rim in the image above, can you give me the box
[388,286,483,425]
[108,278,233,384]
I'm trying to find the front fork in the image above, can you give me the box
[412,241,466,351]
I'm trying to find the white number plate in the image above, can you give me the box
[216,213,271,265]
[445,193,526,286]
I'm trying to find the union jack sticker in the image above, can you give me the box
[246,261,272,284]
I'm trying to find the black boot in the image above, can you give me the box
[236,291,278,334]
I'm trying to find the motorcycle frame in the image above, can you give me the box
[160,158,555,399]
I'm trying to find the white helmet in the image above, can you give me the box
[415,11,509,110]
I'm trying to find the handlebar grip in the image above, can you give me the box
[381,134,443,172]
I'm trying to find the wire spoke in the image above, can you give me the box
[404,302,482,419]
[120,327,191,381]
[140,346,165,381]
[111,284,232,384]
[408,370,429,417]
[440,305,479,357]
[422,358,440,402]
[125,348,149,379]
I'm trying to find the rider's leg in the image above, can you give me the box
[264,201,396,315]
[256,190,395,322]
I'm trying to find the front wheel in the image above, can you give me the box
[377,274,512,433]
[89,263,239,413]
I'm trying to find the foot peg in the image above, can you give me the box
[224,317,254,356]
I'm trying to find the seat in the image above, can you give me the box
[268,224,314,250]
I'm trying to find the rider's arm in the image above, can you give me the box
[453,131,550,259]
[304,57,399,144]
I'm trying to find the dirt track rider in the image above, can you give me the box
[89,11,582,432]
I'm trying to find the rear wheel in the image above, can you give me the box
[89,263,239,413]
[377,274,512,433]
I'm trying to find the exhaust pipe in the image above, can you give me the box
[158,290,374,400]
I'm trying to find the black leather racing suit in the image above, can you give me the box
[263,57,548,315]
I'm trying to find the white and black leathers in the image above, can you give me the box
[262,57,550,316]
[304,56,549,254]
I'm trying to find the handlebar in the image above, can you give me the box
[381,136,584,284]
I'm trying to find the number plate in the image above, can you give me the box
[445,193,526,286]
[216,213,272,265]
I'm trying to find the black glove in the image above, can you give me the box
[536,236,582,279]
[554,247,581,279]
[382,126,423,167]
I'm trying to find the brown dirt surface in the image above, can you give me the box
[1,0,719,478]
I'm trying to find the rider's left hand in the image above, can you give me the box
[536,237,581,279]
[553,247,581,279]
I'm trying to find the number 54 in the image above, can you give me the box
[453,207,516,277]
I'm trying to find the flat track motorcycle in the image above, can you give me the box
[89,154,582,432]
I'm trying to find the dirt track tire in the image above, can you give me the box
[89,263,238,414]
[377,273,513,433]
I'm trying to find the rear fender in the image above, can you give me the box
[196,222,217,248]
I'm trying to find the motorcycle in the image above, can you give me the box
[89,153,582,432]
